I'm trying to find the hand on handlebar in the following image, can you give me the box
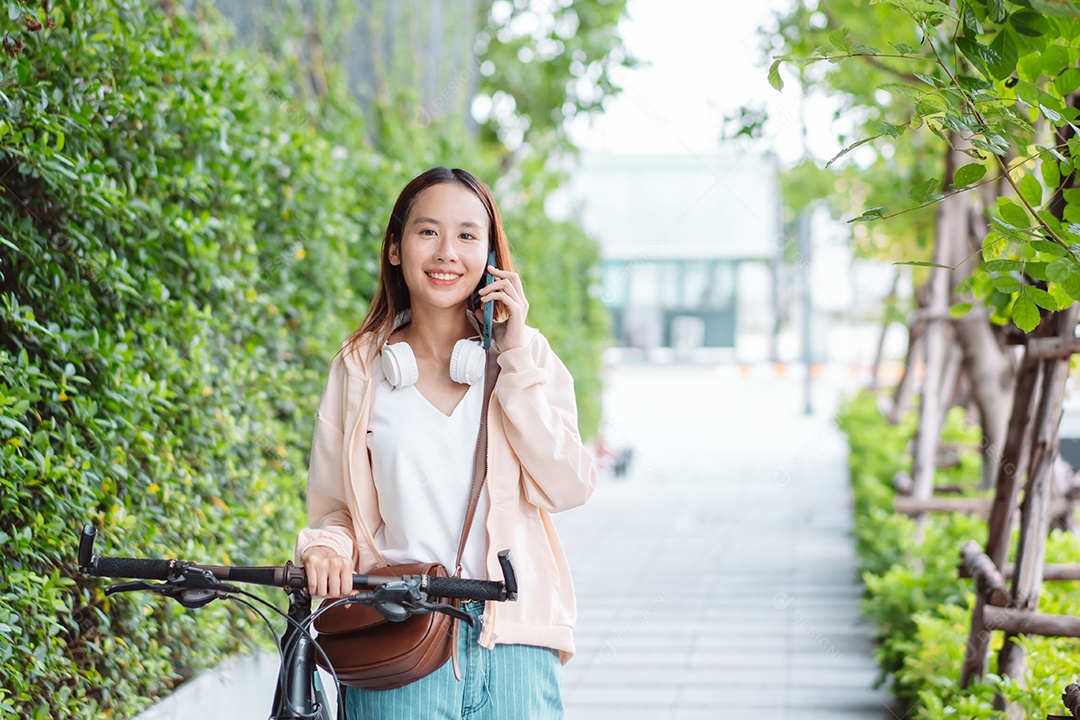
[298,546,354,598]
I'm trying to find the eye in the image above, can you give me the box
[459,232,477,241]
[419,228,437,236]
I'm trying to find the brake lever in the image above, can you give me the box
[430,602,474,625]
[104,568,240,610]
[105,580,155,595]
[358,580,476,626]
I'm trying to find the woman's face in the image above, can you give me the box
[390,182,491,314]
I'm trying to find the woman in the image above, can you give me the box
[295,167,596,719]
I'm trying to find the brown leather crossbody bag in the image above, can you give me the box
[311,349,500,690]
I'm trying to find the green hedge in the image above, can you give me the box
[0,2,609,717]
[839,393,1080,718]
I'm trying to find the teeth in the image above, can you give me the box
[428,272,460,281]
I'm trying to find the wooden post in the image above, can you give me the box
[986,323,1053,568]
[869,270,900,393]
[895,494,1073,517]
[936,329,964,434]
[888,315,926,424]
[961,562,1080,581]
[960,312,1054,687]
[983,607,1080,637]
[960,540,1011,606]
[1063,681,1080,717]
[998,304,1080,681]
[911,325,950,500]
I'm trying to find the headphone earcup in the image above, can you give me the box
[449,338,486,385]
[382,342,419,388]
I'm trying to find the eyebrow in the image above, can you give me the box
[412,216,484,230]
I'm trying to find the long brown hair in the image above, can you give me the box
[341,167,516,364]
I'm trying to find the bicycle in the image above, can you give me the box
[76,523,519,720]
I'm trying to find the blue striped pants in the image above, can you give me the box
[342,601,564,719]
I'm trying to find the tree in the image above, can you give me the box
[764,0,1080,492]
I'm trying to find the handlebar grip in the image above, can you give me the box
[425,576,505,601]
[92,556,174,580]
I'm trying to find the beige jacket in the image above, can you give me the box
[294,323,596,662]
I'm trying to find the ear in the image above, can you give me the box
[388,240,401,266]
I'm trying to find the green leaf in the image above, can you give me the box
[1010,10,1050,36]
[1027,261,1050,281]
[983,259,1021,272]
[1030,0,1080,18]
[999,199,1030,229]
[1055,68,1080,95]
[989,28,1018,80]
[892,260,952,268]
[1019,174,1043,206]
[952,163,987,188]
[990,289,1013,310]
[956,74,993,92]
[908,177,942,203]
[1031,239,1068,256]
[1063,273,1080,300]
[1040,103,1063,123]
[913,72,943,88]
[993,275,1023,292]
[851,206,889,222]
[1042,154,1062,188]
[957,36,999,75]
[891,0,959,19]
[972,136,1009,158]
[1025,285,1059,310]
[915,94,948,115]
[1013,293,1040,331]
[988,0,1007,22]
[1046,257,1075,282]
[1042,44,1069,78]
[768,59,784,91]
[1050,283,1076,310]
[949,302,973,318]
[962,5,984,37]
[829,28,853,52]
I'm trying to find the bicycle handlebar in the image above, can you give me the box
[78,524,518,602]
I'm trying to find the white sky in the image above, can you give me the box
[568,0,839,164]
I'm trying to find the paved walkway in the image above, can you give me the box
[555,363,893,720]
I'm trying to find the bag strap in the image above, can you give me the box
[454,348,500,577]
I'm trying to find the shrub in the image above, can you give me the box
[838,391,1080,718]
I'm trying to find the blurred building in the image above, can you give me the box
[549,150,781,359]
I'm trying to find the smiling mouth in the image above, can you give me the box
[426,272,463,281]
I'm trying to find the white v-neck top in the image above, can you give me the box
[365,354,489,579]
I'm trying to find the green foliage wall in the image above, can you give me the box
[0,1,614,717]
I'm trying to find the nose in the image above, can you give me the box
[434,235,458,262]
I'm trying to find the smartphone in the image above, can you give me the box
[470,249,498,350]
[482,250,496,350]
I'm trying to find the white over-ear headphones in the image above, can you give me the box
[381,338,487,388]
